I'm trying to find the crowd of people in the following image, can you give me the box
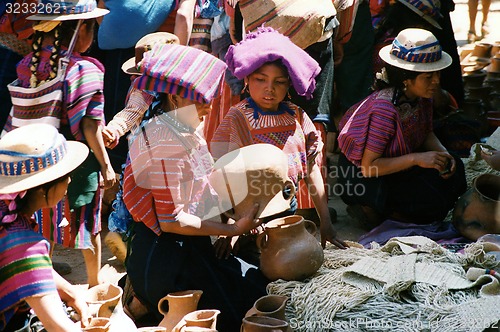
[0,0,497,331]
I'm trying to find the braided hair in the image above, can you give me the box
[28,19,96,88]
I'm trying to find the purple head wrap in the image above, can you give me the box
[225,27,321,100]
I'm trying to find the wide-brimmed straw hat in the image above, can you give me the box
[397,0,443,30]
[0,124,88,194]
[379,28,452,72]
[209,144,296,220]
[122,32,180,75]
[27,0,109,21]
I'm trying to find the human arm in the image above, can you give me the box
[360,148,454,177]
[81,117,116,189]
[102,87,154,149]
[303,162,347,249]
[26,292,82,332]
[174,0,196,45]
[52,270,90,328]
[159,203,262,236]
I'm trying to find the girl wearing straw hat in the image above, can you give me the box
[337,28,467,227]
[0,124,90,331]
[2,0,116,287]
[121,43,268,331]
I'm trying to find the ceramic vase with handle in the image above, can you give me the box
[245,294,288,321]
[158,290,203,331]
[257,215,324,281]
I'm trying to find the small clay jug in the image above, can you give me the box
[462,71,487,88]
[257,215,324,281]
[453,174,500,241]
[83,318,111,332]
[173,309,220,331]
[241,316,289,332]
[86,283,122,318]
[245,295,289,321]
[158,290,203,331]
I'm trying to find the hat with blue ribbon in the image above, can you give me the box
[0,124,88,194]
[28,0,109,21]
[379,28,452,72]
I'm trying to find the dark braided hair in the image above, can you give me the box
[28,19,96,88]
[29,30,45,88]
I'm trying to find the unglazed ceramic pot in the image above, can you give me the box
[82,318,111,332]
[245,295,288,321]
[241,316,289,332]
[453,174,500,240]
[158,290,203,331]
[257,215,324,281]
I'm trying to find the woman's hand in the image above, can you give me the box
[481,149,500,171]
[64,290,90,328]
[414,151,454,176]
[102,126,119,149]
[320,220,347,249]
[232,203,263,235]
[213,236,239,259]
[100,165,116,190]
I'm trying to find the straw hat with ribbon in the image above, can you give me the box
[121,32,180,75]
[0,124,88,194]
[379,28,452,72]
[28,0,109,33]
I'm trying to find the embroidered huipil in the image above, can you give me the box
[338,88,433,167]
[210,98,322,185]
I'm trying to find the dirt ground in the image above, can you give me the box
[54,0,500,288]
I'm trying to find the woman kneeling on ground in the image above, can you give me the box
[337,28,467,228]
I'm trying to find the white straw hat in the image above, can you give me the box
[27,0,109,21]
[0,124,89,194]
[121,32,180,75]
[379,28,452,72]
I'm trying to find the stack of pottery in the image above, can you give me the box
[85,283,138,332]
[241,294,290,331]
[460,41,500,132]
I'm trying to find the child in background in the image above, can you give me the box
[210,27,346,249]
[0,124,90,332]
[3,0,116,287]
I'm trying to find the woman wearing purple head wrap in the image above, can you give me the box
[211,27,347,250]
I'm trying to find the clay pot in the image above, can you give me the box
[245,295,288,321]
[491,43,500,57]
[462,71,486,88]
[452,174,500,241]
[257,215,324,281]
[241,316,289,332]
[484,78,500,94]
[173,309,220,331]
[83,318,111,332]
[158,290,203,331]
[472,42,492,58]
[86,283,123,318]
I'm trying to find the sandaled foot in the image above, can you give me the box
[481,23,489,38]
[467,30,477,43]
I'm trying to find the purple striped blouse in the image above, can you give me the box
[338,88,433,167]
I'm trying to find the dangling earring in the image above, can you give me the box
[403,82,408,92]
[287,91,292,100]
[241,82,248,95]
